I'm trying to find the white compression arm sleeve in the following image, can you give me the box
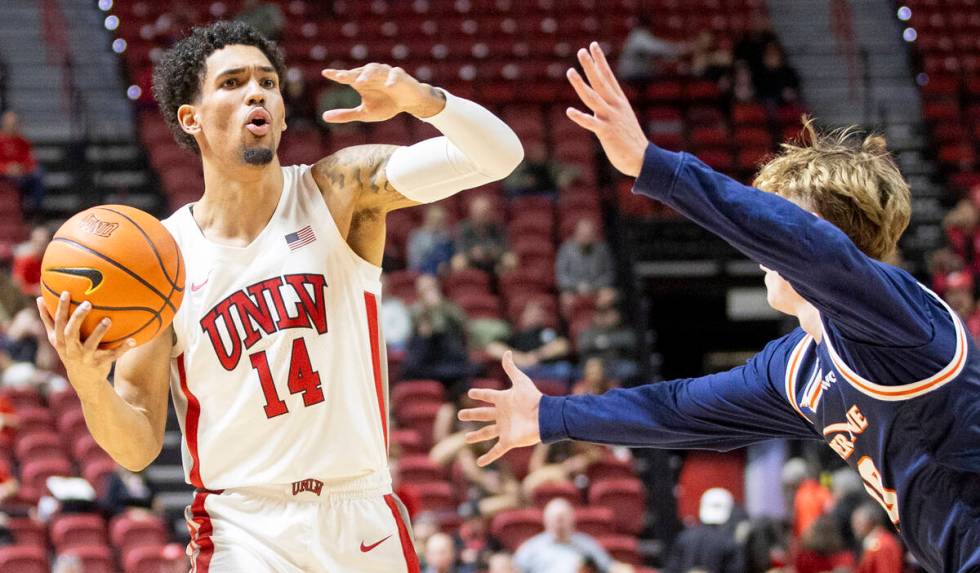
[384,89,524,203]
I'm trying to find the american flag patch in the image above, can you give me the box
[285,225,316,251]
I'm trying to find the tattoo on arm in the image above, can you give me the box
[313,144,418,215]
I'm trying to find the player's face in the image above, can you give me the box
[761,264,806,315]
[194,45,285,167]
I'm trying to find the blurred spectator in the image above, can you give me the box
[234,0,284,41]
[430,432,521,517]
[941,271,980,339]
[556,219,616,305]
[928,247,966,295]
[2,306,60,374]
[576,307,638,381]
[402,275,473,390]
[572,357,619,396]
[690,32,734,90]
[514,498,612,573]
[381,276,413,353]
[793,516,855,573]
[664,488,743,573]
[52,554,84,573]
[0,513,12,547]
[100,465,154,517]
[734,13,779,78]
[413,512,441,560]
[0,459,18,507]
[11,225,49,296]
[739,518,788,573]
[452,196,516,274]
[852,504,903,573]
[783,458,831,539]
[502,142,579,198]
[486,300,574,381]
[0,271,27,327]
[318,83,361,132]
[754,42,801,105]
[617,15,684,82]
[282,67,316,129]
[0,111,44,214]
[827,468,865,553]
[39,476,98,520]
[488,552,518,573]
[408,205,455,275]
[732,61,757,104]
[942,199,980,276]
[424,531,476,573]
[455,500,502,571]
[522,440,604,499]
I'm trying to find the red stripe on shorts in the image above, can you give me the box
[384,494,420,573]
[177,354,205,489]
[364,292,388,451]
[189,490,216,572]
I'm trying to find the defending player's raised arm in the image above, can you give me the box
[459,337,821,467]
[566,42,931,347]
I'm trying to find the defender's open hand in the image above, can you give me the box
[457,351,544,467]
[566,42,648,177]
[321,63,446,123]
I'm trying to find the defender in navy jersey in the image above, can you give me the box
[460,43,980,572]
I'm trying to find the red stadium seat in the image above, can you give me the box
[444,268,492,297]
[588,478,647,535]
[397,454,444,483]
[82,458,118,499]
[454,292,503,319]
[47,388,80,417]
[122,544,169,573]
[575,506,615,537]
[413,481,457,512]
[15,407,55,436]
[71,434,113,467]
[531,480,581,507]
[59,544,115,573]
[392,379,445,407]
[109,513,168,551]
[9,517,47,548]
[390,428,426,455]
[20,457,73,499]
[385,270,420,303]
[0,545,49,573]
[598,534,642,566]
[15,431,67,462]
[50,514,107,551]
[587,455,637,483]
[490,508,543,551]
[0,387,42,409]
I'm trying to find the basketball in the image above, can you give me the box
[40,205,185,349]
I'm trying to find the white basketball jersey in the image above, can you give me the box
[162,165,390,491]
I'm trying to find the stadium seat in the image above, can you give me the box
[0,545,49,573]
[454,292,503,319]
[531,480,581,507]
[47,388,80,416]
[396,401,443,447]
[122,544,169,573]
[574,506,615,537]
[8,517,47,548]
[50,514,107,551]
[586,454,637,483]
[598,534,642,566]
[397,454,444,483]
[15,431,68,464]
[20,457,73,500]
[444,268,493,297]
[109,513,168,551]
[588,478,647,535]
[59,544,115,573]
[81,458,118,499]
[391,380,445,412]
[413,480,457,512]
[71,434,113,467]
[0,387,42,409]
[15,407,55,436]
[390,428,426,455]
[490,508,543,551]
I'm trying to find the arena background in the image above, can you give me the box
[0,0,965,571]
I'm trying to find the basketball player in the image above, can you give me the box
[460,43,980,572]
[35,21,523,572]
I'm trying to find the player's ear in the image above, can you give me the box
[177,104,201,135]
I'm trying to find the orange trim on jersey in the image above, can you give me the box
[364,292,388,452]
[177,354,205,489]
[806,379,825,411]
[384,494,421,573]
[188,490,216,573]
[783,335,813,422]
[822,290,968,401]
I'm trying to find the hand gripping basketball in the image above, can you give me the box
[457,351,544,467]
[321,63,446,123]
[565,42,649,178]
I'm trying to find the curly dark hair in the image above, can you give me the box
[151,20,286,153]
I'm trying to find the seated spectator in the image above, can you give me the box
[514,498,612,573]
[0,111,44,214]
[100,464,154,517]
[617,15,684,83]
[502,142,579,198]
[424,531,476,573]
[234,0,284,40]
[39,476,98,520]
[317,83,361,133]
[755,42,801,105]
[402,275,473,390]
[282,67,316,129]
[430,432,521,518]
[927,247,965,295]
[0,270,28,329]
[576,307,638,381]
[852,503,903,573]
[11,225,49,296]
[413,512,441,560]
[521,440,604,499]
[408,205,455,275]
[827,468,866,553]
[690,31,734,89]
[556,219,616,311]
[488,552,517,573]
[943,199,980,276]
[664,488,743,573]
[455,500,503,571]
[942,271,980,340]
[572,357,619,396]
[452,196,516,274]
[486,300,574,381]
[381,276,412,353]
[783,458,832,539]
[731,60,757,103]
[734,13,779,77]
[2,306,61,378]
[793,516,855,573]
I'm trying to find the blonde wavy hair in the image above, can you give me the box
[752,118,911,260]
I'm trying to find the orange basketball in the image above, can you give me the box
[40,205,185,349]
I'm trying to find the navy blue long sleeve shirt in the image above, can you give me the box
[538,144,980,572]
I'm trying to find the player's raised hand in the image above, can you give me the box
[321,63,446,123]
[458,351,543,467]
[566,42,649,177]
[36,292,135,392]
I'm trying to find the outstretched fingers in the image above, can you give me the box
[468,387,503,405]
[476,443,509,467]
[458,407,496,422]
[589,41,627,100]
[566,67,609,116]
[464,424,498,444]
